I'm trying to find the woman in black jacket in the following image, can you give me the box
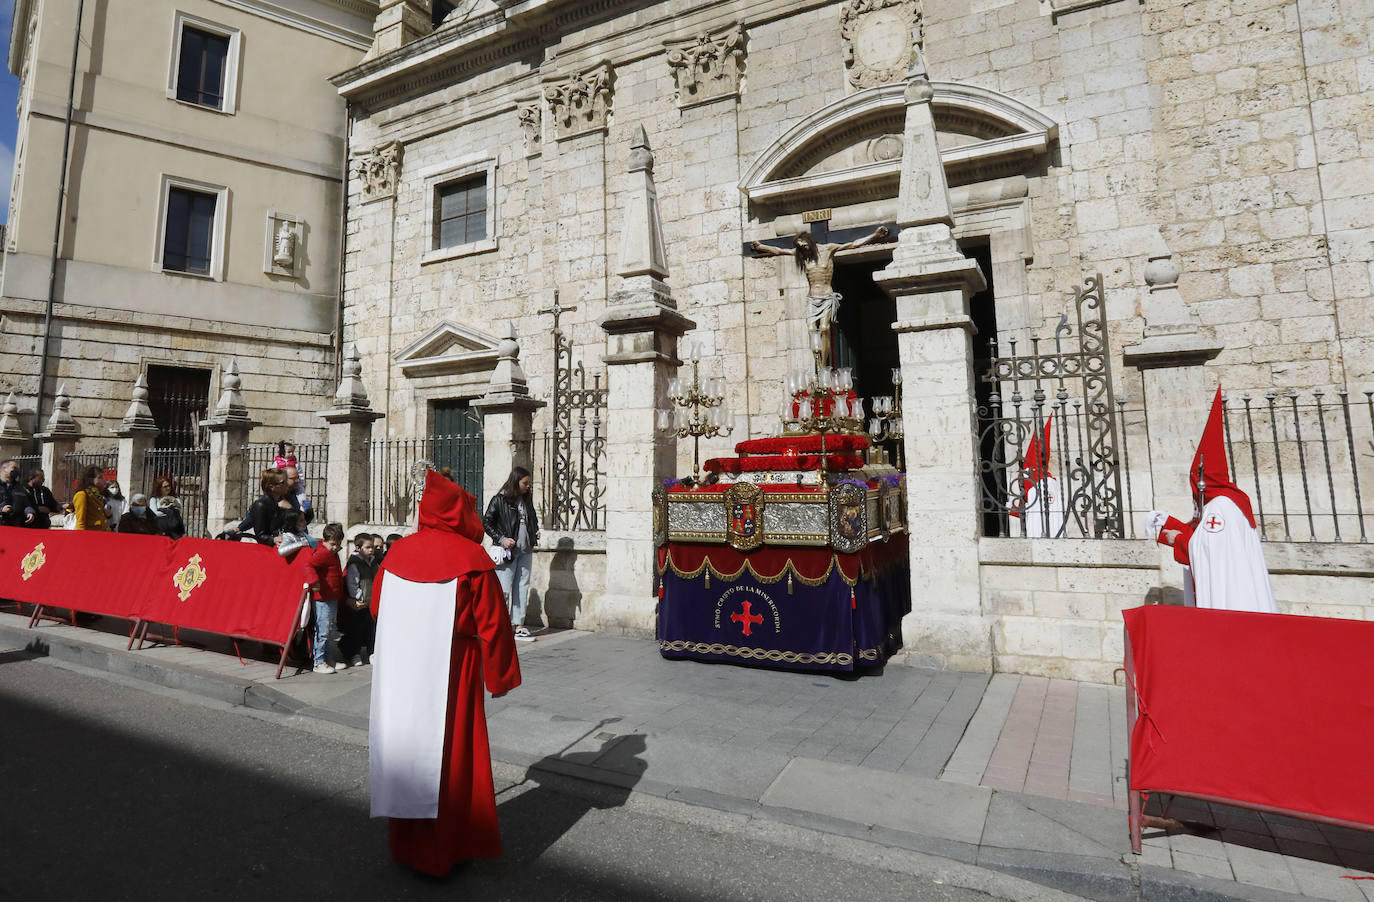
[228,469,291,544]
[483,466,540,641]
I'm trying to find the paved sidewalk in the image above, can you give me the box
[4,610,1372,902]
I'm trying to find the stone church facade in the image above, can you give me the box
[334,0,1374,679]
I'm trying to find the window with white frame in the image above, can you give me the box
[421,155,498,264]
[168,12,241,114]
[154,175,229,280]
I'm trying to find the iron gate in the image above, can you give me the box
[537,293,607,530]
[977,274,1130,539]
[143,448,210,537]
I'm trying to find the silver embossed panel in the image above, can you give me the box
[667,499,726,537]
[763,501,828,544]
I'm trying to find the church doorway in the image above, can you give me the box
[830,242,997,475]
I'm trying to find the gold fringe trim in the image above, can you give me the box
[660,640,854,667]
[659,551,858,588]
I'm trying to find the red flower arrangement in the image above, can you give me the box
[735,433,869,455]
[704,453,866,474]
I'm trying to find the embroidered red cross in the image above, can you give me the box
[1206,516,1222,530]
[731,601,763,636]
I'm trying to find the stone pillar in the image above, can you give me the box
[369,0,430,58]
[115,374,160,492]
[201,360,260,533]
[472,325,544,508]
[1122,233,1222,581]
[0,393,29,462]
[318,345,384,528]
[596,126,695,635]
[36,385,81,500]
[873,62,991,672]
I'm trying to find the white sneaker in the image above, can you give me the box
[514,626,536,643]
[313,663,335,674]
[334,659,349,671]
[349,655,364,668]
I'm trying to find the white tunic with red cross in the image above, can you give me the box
[1186,495,1278,614]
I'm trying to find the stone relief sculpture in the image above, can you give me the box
[355,141,403,202]
[665,25,744,108]
[544,63,613,140]
[516,100,542,156]
[840,0,923,89]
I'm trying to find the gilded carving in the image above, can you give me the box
[652,483,668,547]
[724,481,765,552]
[829,482,868,554]
[665,25,744,108]
[354,141,403,203]
[544,64,613,140]
[840,0,923,90]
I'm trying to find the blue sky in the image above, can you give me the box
[0,5,19,224]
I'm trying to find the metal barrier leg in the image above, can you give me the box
[1130,789,1143,853]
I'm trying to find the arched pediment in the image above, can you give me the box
[740,82,1058,213]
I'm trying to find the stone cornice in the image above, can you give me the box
[332,0,835,107]
[7,0,34,77]
[210,0,377,49]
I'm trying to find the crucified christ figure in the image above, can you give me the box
[750,226,891,343]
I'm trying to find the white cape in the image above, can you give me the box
[1186,496,1278,614]
[1013,476,1065,538]
[369,575,457,819]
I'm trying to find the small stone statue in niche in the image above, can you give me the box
[272,219,297,270]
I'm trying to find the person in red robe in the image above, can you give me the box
[369,469,522,877]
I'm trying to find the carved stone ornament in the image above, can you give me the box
[355,142,403,203]
[666,25,744,108]
[516,100,542,156]
[724,481,765,552]
[544,64,613,140]
[652,483,668,547]
[840,0,923,90]
[829,481,869,554]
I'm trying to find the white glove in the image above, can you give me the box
[485,545,507,565]
[1143,510,1168,540]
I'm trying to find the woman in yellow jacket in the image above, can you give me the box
[71,466,110,531]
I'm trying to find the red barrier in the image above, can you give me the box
[1123,605,1374,851]
[0,526,310,677]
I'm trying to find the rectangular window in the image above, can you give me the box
[146,365,211,449]
[163,186,218,275]
[175,26,230,109]
[434,176,487,250]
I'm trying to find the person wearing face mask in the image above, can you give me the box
[117,493,160,535]
[0,459,35,527]
[25,469,57,529]
[104,479,127,529]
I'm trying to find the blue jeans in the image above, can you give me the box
[312,599,338,666]
[495,551,533,628]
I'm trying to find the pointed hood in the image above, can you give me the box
[418,469,486,542]
[1190,387,1256,527]
[378,469,494,583]
[1023,414,1053,483]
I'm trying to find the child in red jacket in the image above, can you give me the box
[299,522,347,674]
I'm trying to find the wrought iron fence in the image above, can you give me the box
[241,443,329,522]
[142,448,210,538]
[368,435,482,525]
[57,449,117,503]
[977,275,1130,539]
[1221,389,1374,544]
[537,292,608,530]
[12,453,40,479]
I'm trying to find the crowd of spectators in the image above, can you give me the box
[0,461,188,537]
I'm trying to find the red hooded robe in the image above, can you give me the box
[370,470,521,876]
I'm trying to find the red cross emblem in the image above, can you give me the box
[730,600,764,636]
[1203,515,1224,533]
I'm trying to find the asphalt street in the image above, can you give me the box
[0,643,1042,902]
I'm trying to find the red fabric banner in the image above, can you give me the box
[0,525,168,619]
[138,538,310,646]
[0,527,309,647]
[1124,604,1374,829]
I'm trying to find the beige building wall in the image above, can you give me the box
[0,0,375,444]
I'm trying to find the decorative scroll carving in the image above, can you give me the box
[840,0,923,89]
[666,25,744,108]
[516,100,542,156]
[828,481,868,553]
[544,63,613,140]
[724,481,765,552]
[354,141,403,203]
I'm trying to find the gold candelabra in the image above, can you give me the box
[868,367,905,471]
[659,355,733,473]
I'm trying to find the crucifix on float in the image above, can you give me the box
[745,211,897,368]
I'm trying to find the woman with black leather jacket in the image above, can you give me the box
[226,469,292,544]
[482,466,540,641]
